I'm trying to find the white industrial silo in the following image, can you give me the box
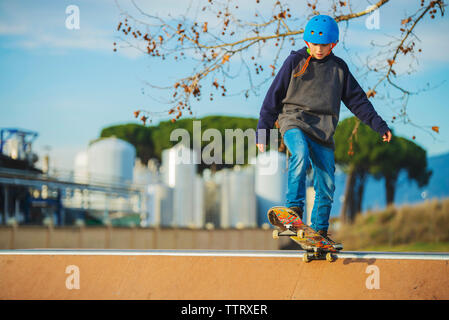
[255,150,287,227]
[70,150,89,209]
[87,137,136,185]
[160,144,204,228]
[203,173,221,228]
[74,150,89,184]
[192,176,205,228]
[220,166,256,229]
[133,158,159,186]
[133,159,160,224]
[146,183,174,227]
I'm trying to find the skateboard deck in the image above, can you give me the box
[267,206,342,262]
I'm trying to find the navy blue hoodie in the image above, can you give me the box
[256,46,390,149]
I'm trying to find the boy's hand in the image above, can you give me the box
[382,130,392,143]
[256,143,265,152]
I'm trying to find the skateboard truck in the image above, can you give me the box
[303,249,336,263]
[272,226,306,240]
[272,229,296,239]
[272,228,338,263]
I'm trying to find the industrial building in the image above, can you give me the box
[0,128,46,225]
[0,129,143,227]
[0,127,314,229]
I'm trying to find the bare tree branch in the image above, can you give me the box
[113,0,445,142]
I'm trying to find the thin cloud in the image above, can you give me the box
[0,23,28,35]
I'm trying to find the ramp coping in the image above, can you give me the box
[1,249,449,260]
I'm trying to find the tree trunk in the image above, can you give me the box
[340,166,356,223]
[340,167,368,224]
[354,170,367,217]
[385,175,396,205]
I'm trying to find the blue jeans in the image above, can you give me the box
[283,128,335,232]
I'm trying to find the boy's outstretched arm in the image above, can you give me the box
[256,55,294,151]
[341,64,392,143]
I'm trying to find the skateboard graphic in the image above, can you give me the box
[267,206,343,262]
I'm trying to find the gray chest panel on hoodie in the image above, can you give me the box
[277,57,346,149]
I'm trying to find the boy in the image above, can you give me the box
[256,15,392,245]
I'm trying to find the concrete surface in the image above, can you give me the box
[1,249,448,300]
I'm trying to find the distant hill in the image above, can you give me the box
[330,151,449,217]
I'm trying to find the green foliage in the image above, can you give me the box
[369,136,432,185]
[334,117,382,171]
[335,116,431,185]
[100,116,258,170]
[334,116,432,218]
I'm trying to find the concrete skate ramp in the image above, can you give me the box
[1,250,449,300]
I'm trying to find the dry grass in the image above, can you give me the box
[333,198,449,251]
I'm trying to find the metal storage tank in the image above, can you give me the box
[220,166,256,228]
[160,144,204,228]
[146,183,174,227]
[133,159,158,186]
[74,150,89,184]
[255,150,287,227]
[192,176,205,228]
[203,171,221,229]
[71,150,89,209]
[87,137,136,185]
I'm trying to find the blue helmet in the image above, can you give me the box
[303,15,339,44]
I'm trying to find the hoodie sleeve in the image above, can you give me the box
[256,54,295,144]
[341,63,390,137]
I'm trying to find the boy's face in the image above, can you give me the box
[308,43,333,59]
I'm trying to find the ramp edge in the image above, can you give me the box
[1,249,448,260]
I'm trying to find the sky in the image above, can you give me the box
[1,0,449,171]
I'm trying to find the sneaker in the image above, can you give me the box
[288,207,303,220]
[317,230,343,250]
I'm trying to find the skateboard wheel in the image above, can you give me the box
[272,230,279,240]
[303,253,311,263]
[326,252,335,262]
[298,230,305,239]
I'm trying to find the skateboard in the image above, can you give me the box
[267,206,343,262]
